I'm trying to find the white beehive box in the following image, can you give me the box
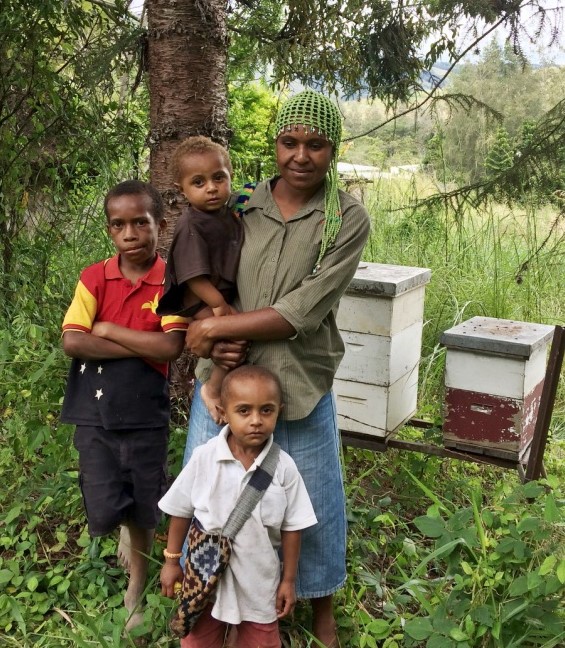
[441,317,554,460]
[334,263,431,437]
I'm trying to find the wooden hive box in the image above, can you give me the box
[441,317,554,460]
[334,262,431,437]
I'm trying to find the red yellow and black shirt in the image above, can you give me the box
[60,254,188,430]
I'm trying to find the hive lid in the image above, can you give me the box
[345,262,431,297]
[441,316,554,358]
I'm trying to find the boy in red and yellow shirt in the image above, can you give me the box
[61,180,188,632]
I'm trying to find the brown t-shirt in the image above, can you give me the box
[157,205,244,317]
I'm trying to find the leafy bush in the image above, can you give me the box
[341,452,565,648]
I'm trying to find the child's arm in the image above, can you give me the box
[91,323,185,362]
[62,330,139,360]
[276,530,301,619]
[160,516,191,598]
[186,276,234,317]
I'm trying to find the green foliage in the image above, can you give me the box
[425,41,565,191]
[485,127,514,176]
[227,1,551,104]
[340,450,565,648]
[228,82,278,183]
[0,0,144,290]
[341,99,434,168]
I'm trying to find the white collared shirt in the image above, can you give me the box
[159,426,317,624]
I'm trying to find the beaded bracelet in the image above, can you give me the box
[163,548,183,559]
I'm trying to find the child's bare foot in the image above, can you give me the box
[125,581,144,632]
[117,526,132,572]
[125,610,144,632]
[201,383,224,424]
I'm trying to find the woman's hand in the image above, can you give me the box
[210,339,248,370]
[185,320,215,358]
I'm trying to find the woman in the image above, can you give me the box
[184,89,370,647]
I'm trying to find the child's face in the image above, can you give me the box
[218,378,282,452]
[177,151,231,212]
[106,193,165,270]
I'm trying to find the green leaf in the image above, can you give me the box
[411,538,467,578]
[527,572,543,590]
[521,482,544,499]
[464,615,475,637]
[556,560,565,584]
[427,637,457,648]
[29,348,58,384]
[403,468,451,512]
[544,493,560,523]
[461,561,473,575]
[403,538,417,556]
[509,575,529,596]
[56,579,70,594]
[26,576,39,592]
[539,555,557,575]
[0,570,14,585]
[414,515,446,538]
[517,517,540,533]
[3,505,22,525]
[367,619,391,639]
[501,598,528,623]
[544,575,563,595]
[405,617,434,640]
[449,628,469,641]
[146,593,162,606]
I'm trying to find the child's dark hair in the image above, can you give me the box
[104,180,165,223]
[171,136,233,183]
[221,365,283,404]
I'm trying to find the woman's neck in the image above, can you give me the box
[271,177,323,221]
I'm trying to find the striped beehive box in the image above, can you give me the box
[334,262,431,437]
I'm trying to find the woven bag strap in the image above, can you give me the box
[222,441,281,539]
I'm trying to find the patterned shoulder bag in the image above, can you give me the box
[170,441,281,638]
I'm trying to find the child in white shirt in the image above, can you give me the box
[159,365,317,647]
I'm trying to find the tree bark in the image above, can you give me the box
[146,0,229,253]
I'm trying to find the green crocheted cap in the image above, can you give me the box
[275,89,342,147]
[275,90,343,274]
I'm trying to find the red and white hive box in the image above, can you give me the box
[334,262,431,437]
[441,317,554,460]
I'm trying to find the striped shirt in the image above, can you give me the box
[196,179,370,420]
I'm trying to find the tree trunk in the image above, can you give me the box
[146,0,229,254]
